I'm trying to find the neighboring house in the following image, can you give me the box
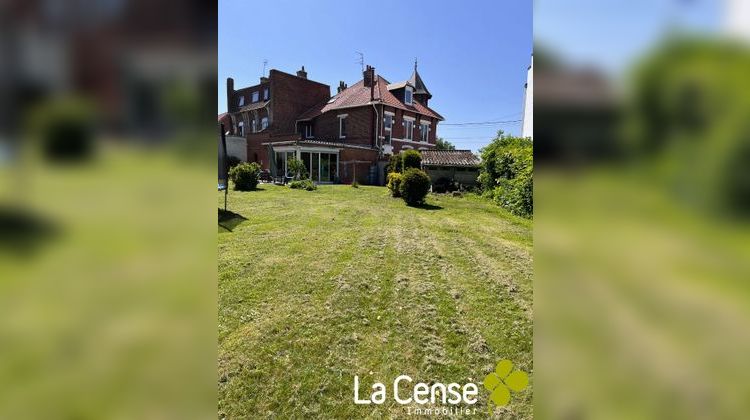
[225,63,443,184]
[421,150,481,187]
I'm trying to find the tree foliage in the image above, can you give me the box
[478,131,533,218]
[435,138,456,151]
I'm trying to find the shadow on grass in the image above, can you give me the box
[0,206,60,256]
[218,208,247,232]
[409,203,443,211]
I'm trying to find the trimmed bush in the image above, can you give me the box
[29,97,95,162]
[229,162,261,191]
[227,156,241,170]
[399,168,431,206]
[387,153,403,174]
[386,172,403,197]
[289,179,317,191]
[401,149,422,170]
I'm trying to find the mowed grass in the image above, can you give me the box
[218,184,532,418]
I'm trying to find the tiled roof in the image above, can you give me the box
[217,112,228,121]
[408,67,431,97]
[297,75,443,121]
[421,150,480,167]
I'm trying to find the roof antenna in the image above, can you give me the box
[262,59,268,77]
[356,51,364,72]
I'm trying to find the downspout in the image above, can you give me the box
[371,102,380,155]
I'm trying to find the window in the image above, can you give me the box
[305,124,313,138]
[383,114,393,144]
[252,119,257,133]
[404,120,414,141]
[261,117,268,130]
[238,96,245,107]
[238,121,244,136]
[263,88,269,100]
[338,114,348,138]
[420,122,430,142]
[404,87,413,105]
[252,91,259,102]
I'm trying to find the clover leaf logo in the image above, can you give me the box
[483,359,528,409]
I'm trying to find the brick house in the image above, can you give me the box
[224,64,443,184]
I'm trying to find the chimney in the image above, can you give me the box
[363,65,375,87]
[260,76,269,84]
[226,77,234,111]
[296,65,307,79]
[337,81,347,94]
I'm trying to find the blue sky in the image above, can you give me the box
[218,0,532,152]
[535,0,721,77]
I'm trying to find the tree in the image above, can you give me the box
[435,138,456,150]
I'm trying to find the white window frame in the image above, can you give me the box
[338,114,348,139]
[383,113,393,144]
[252,119,257,133]
[404,87,413,105]
[263,88,269,100]
[420,122,430,142]
[238,96,245,107]
[261,117,268,130]
[252,91,259,102]
[305,124,313,139]
[238,121,244,136]
[404,119,414,141]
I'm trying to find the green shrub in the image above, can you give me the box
[492,172,533,218]
[351,181,360,188]
[289,179,316,191]
[399,168,431,206]
[479,131,533,217]
[229,162,261,191]
[401,149,422,170]
[227,156,241,170]
[287,158,308,180]
[387,153,403,173]
[386,172,403,197]
[29,97,95,162]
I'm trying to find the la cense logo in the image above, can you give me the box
[353,359,528,416]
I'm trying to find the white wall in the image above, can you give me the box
[521,56,533,139]
[226,136,247,162]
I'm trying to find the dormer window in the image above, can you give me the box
[404,87,413,105]
[252,91,259,102]
[304,124,313,139]
[263,88,269,100]
[238,96,244,107]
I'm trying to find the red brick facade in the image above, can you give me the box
[224,65,443,184]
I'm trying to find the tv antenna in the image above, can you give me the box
[262,59,268,77]
[355,51,364,72]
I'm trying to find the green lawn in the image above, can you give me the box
[218,184,533,418]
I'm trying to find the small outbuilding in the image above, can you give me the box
[420,150,481,189]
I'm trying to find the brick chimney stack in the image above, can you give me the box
[260,76,269,83]
[226,77,234,111]
[363,65,374,87]
[337,81,347,94]
[296,66,307,79]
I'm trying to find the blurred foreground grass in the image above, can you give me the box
[535,167,750,419]
[0,144,215,419]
